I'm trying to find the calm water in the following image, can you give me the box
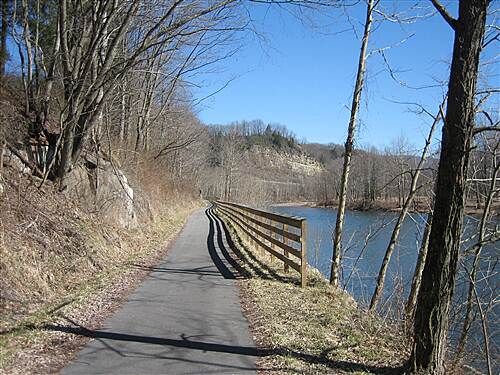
[270,206,427,308]
[269,205,499,369]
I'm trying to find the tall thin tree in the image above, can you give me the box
[369,100,444,311]
[330,0,376,286]
[0,0,7,79]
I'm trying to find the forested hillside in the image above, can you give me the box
[0,1,498,374]
[202,120,323,203]
[202,123,497,215]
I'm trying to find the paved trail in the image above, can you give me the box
[61,207,257,375]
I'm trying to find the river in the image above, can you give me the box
[270,205,499,370]
[270,206,431,307]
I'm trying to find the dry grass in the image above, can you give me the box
[0,80,203,372]
[218,212,409,375]
[0,168,200,373]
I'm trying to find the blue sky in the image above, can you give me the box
[193,1,495,150]
[5,1,496,150]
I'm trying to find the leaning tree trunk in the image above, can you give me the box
[405,211,432,326]
[369,100,443,311]
[330,0,374,286]
[0,0,8,79]
[410,1,489,373]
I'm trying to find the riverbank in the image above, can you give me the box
[216,211,409,374]
[272,199,428,213]
[274,199,498,217]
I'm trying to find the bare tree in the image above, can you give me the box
[405,209,433,324]
[454,134,499,369]
[369,99,444,311]
[7,0,242,184]
[220,127,245,201]
[0,0,8,79]
[330,0,376,286]
[410,1,490,373]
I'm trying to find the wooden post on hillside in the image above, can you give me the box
[243,208,250,245]
[249,211,257,253]
[301,220,307,288]
[283,223,290,273]
[269,217,273,262]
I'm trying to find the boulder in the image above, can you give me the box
[63,156,138,229]
[1,147,31,174]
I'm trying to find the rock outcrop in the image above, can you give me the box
[63,155,138,229]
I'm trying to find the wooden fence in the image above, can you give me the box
[213,200,308,287]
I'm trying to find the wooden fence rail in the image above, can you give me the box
[213,200,308,287]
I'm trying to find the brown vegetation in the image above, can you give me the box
[216,212,408,374]
[0,1,498,374]
[0,163,199,373]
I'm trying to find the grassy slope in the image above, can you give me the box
[0,169,200,374]
[218,212,409,375]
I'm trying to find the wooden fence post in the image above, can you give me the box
[300,220,307,288]
[268,217,273,262]
[249,211,256,252]
[283,223,289,273]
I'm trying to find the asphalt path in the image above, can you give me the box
[60,206,257,375]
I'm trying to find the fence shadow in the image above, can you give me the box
[207,206,297,284]
[205,207,237,279]
[206,208,250,279]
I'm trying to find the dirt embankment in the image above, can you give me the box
[0,164,200,374]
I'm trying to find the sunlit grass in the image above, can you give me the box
[219,212,409,374]
[0,202,198,372]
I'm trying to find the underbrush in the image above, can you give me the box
[0,167,200,372]
[217,211,409,374]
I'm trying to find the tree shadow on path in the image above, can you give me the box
[46,321,404,374]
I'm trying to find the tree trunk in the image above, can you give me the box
[58,123,75,179]
[19,0,34,116]
[405,211,432,325]
[410,1,489,373]
[330,0,374,286]
[135,119,144,152]
[370,101,442,311]
[0,0,8,79]
[119,84,126,144]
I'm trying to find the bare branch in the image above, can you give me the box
[430,0,457,30]
[473,125,500,136]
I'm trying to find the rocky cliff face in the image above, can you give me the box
[1,145,33,174]
[248,145,324,178]
[62,155,138,229]
[2,147,140,229]
[219,145,325,204]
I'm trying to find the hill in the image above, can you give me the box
[202,121,324,204]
